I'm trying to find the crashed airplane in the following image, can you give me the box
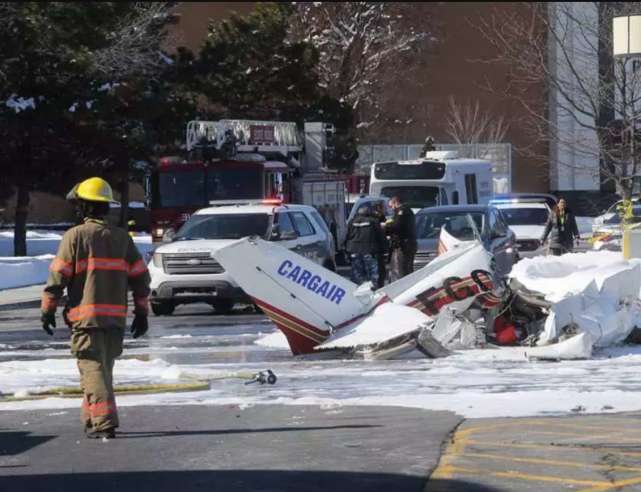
[214,236,641,361]
[214,236,500,359]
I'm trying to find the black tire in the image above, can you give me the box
[211,299,234,315]
[151,301,175,316]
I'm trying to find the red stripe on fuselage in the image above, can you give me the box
[253,299,330,337]
[253,298,332,355]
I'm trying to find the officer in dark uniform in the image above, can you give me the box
[373,202,389,288]
[385,196,417,282]
[345,205,386,285]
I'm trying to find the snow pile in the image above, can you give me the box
[255,331,289,349]
[0,230,63,256]
[510,251,641,350]
[5,95,36,113]
[0,230,153,289]
[0,255,53,290]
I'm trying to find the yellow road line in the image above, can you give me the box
[578,475,641,492]
[430,419,641,490]
[467,439,641,458]
[460,419,641,439]
[445,464,612,488]
[461,451,641,473]
[523,420,641,436]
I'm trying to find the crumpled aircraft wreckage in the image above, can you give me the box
[214,235,641,361]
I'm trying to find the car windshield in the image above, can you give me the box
[152,167,263,208]
[416,212,484,240]
[175,213,270,240]
[499,207,549,226]
[155,170,205,208]
[380,186,444,209]
[604,206,641,225]
[350,199,392,220]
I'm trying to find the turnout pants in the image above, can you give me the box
[71,327,124,431]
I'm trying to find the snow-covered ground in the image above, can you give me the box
[0,230,153,289]
[2,328,641,419]
[0,255,54,290]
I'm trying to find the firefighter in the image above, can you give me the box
[41,177,151,439]
[345,204,385,285]
[385,196,417,282]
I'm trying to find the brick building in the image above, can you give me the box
[169,2,550,193]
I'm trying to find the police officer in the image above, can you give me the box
[41,177,151,439]
[385,196,417,281]
[541,198,579,255]
[373,202,389,288]
[345,204,386,285]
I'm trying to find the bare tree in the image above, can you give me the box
[93,2,176,80]
[288,2,431,130]
[480,2,641,199]
[446,97,509,154]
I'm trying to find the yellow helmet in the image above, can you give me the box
[67,177,116,203]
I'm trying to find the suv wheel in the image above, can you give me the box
[211,299,234,315]
[151,301,175,316]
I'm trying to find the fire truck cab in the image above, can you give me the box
[148,120,304,242]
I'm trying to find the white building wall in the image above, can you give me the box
[548,2,601,191]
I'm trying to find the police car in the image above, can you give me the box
[148,200,336,315]
[489,198,552,258]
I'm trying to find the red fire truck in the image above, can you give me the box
[147,119,358,245]
[148,120,305,242]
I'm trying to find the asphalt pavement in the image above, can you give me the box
[4,281,641,491]
[428,412,641,491]
[0,404,462,492]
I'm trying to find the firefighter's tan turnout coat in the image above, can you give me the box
[41,219,151,431]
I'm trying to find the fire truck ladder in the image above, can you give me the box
[186,120,302,157]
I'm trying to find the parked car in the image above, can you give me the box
[592,197,641,233]
[491,193,557,211]
[148,201,336,315]
[592,204,641,251]
[414,205,518,278]
[493,201,551,258]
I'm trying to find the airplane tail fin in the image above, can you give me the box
[214,238,368,355]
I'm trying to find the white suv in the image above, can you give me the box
[148,201,336,315]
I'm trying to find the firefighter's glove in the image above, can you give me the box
[41,312,56,336]
[62,306,72,328]
[130,314,149,339]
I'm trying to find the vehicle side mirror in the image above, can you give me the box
[452,191,459,205]
[269,224,281,241]
[280,230,297,241]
